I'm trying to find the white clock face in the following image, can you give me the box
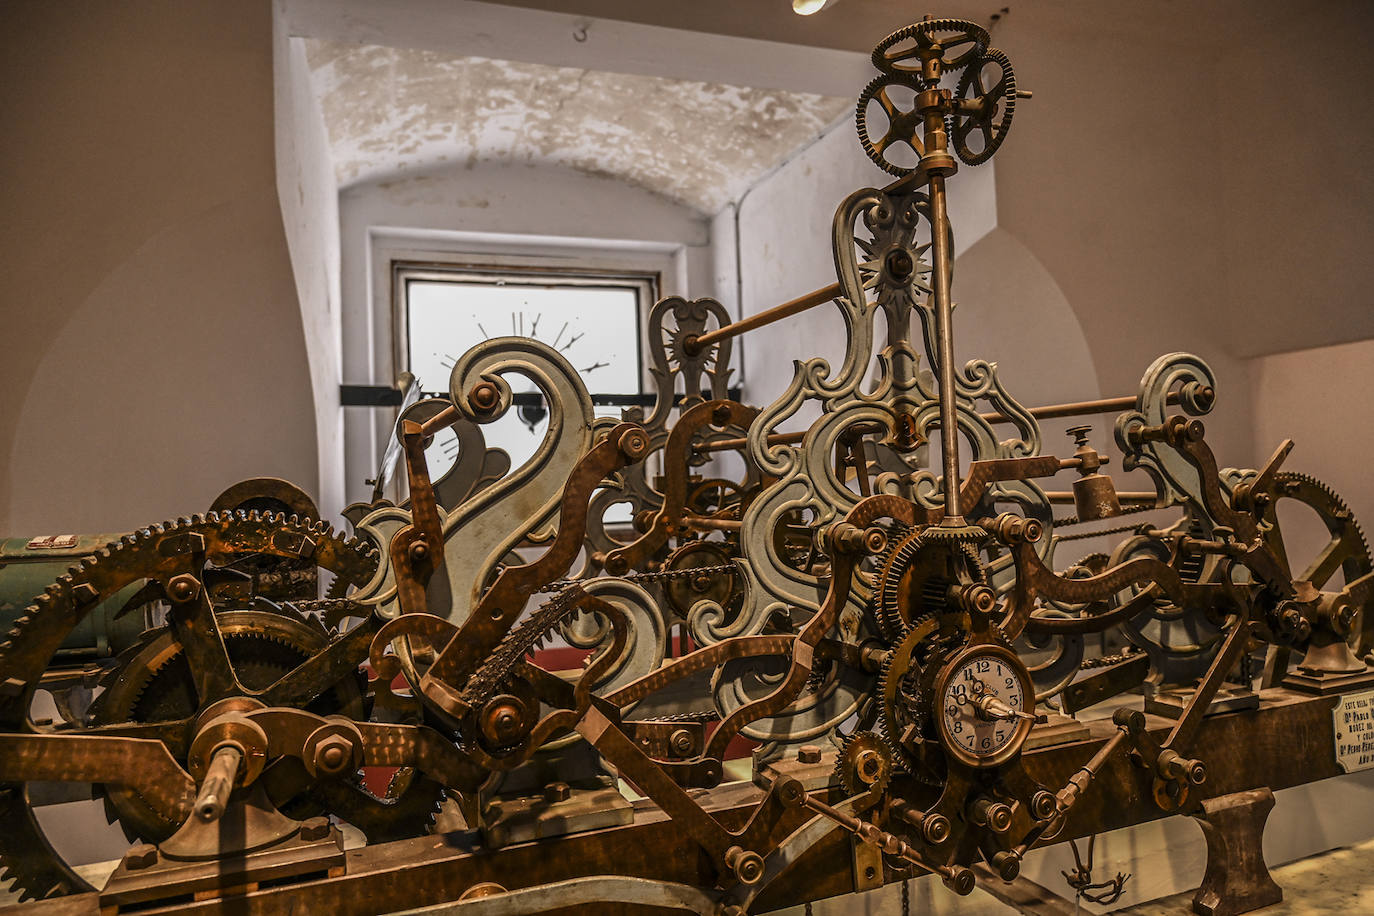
[940,653,1028,763]
[406,279,642,467]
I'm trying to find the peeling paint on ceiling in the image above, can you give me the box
[304,40,851,213]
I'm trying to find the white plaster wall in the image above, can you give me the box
[1251,337,1374,530]
[1,0,318,534]
[273,11,346,521]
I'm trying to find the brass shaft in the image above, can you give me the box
[194,744,243,824]
[686,282,842,355]
[927,173,962,522]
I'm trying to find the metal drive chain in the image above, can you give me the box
[1079,646,1142,670]
[460,585,591,707]
[465,564,737,710]
[1052,503,1171,540]
[536,564,736,594]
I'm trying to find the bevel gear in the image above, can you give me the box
[871,19,991,80]
[948,48,1017,166]
[835,730,894,796]
[0,511,380,901]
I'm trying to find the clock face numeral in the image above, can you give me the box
[940,654,1030,762]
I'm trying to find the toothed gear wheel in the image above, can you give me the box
[86,607,368,843]
[1263,471,1373,654]
[835,731,893,796]
[947,48,1017,165]
[857,72,927,177]
[877,613,968,782]
[0,511,380,901]
[874,530,984,642]
[871,19,990,79]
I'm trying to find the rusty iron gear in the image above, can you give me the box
[0,511,379,901]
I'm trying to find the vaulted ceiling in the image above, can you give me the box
[305,39,850,213]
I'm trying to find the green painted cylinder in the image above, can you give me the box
[0,534,148,662]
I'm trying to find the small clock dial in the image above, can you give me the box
[938,647,1033,767]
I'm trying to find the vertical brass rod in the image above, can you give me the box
[927,172,962,523]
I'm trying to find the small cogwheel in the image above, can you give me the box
[871,19,991,80]
[856,73,926,177]
[947,48,1017,166]
[835,731,894,796]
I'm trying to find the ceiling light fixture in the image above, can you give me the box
[792,0,835,15]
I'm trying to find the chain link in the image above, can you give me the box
[1079,646,1142,670]
[536,563,736,594]
[1052,503,1170,540]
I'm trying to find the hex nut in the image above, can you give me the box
[797,745,822,764]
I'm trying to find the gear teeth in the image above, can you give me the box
[0,510,382,898]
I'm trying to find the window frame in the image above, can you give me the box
[391,260,659,400]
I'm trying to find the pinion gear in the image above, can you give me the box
[835,731,894,796]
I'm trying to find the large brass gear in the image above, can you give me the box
[93,603,445,847]
[877,612,968,781]
[1261,471,1374,654]
[872,529,985,642]
[0,512,386,901]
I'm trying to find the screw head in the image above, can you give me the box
[670,729,695,755]
[544,781,571,803]
[797,745,822,764]
[468,381,501,413]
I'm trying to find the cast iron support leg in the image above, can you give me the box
[1191,787,1282,916]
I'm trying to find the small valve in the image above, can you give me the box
[1065,426,1122,522]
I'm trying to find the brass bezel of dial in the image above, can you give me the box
[934,642,1034,769]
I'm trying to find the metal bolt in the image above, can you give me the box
[669,729,695,756]
[468,381,500,413]
[313,735,354,776]
[167,574,200,603]
[544,781,571,803]
[408,540,429,563]
[299,816,331,841]
[620,428,650,460]
[885,248,915,281]
[125,844,157,870]
[797,745,822,764]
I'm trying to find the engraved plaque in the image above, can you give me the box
[1333,688,1374,773]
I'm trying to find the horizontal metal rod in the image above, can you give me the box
[695,392,1201,456]
[982,391,1196,425]
[1043,491,1158,504]
[686,282,843,355]
[683,517,743,532]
